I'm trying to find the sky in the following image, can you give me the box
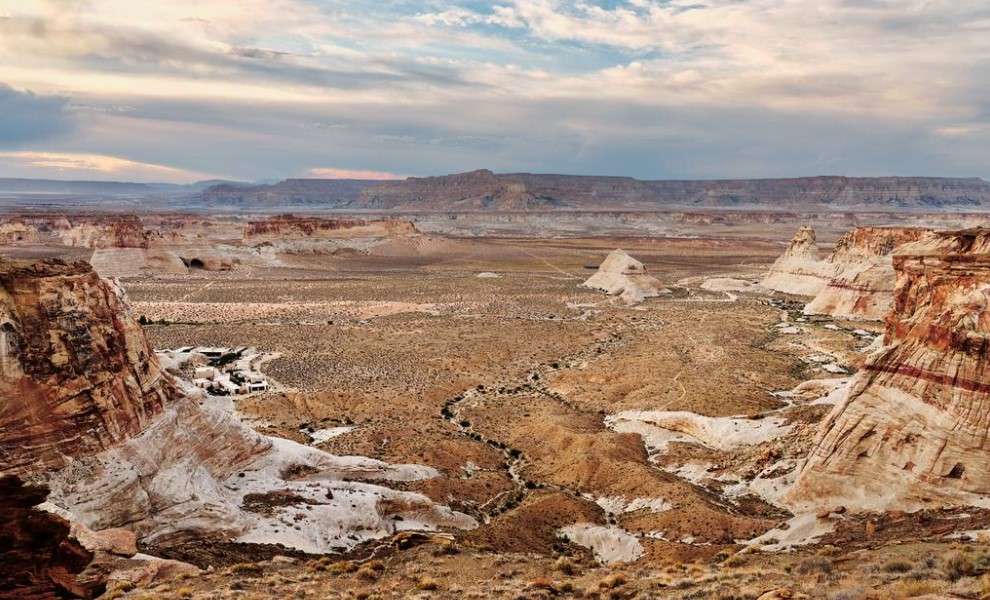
[0,0,987,183]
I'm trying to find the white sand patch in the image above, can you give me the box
[606,410,791,453]
[305,426,356,444]
[745,512,835,551]
[593,496,673,516]
[558,524,644,565]
[476,272,501,278]
[701,278,765,294]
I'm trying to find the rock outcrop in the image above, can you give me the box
[803,227,934,320]
[0,476,99,599]
[583,250,665,305]
[0,259,175,475]
[788,229,990,510]
[54,216,151,249]
[243,216,418,240]
[761,226,831,296]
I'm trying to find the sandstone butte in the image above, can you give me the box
[761,226,831,296]
[788,228,990,511]
[803,226,934,320]
[582,249,665,305]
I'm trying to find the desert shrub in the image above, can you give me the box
[598,572,628,589]
[881,559,914,574]
[883,579,945,597]
[796,556,833,576]
[230,562,264,577]
[417,576,440,591]
[555,556,577,575]
[944,552,979,581]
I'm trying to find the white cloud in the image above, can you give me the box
[0,150,219,182]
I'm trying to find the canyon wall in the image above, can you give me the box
[788,229,990,510]
[803,227,933,320]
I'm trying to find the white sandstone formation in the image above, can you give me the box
[583,249,664,305]
[761,226,831,296]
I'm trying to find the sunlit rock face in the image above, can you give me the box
[789,229,990,511]
[761,226,831,296]
[0,259,175,475]
[803,227,934,320]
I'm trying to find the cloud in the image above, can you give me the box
[0,84,72,146]
[0,150,219,182]
[0,0,986,180]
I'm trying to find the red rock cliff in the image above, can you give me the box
[0,259,176,475]
[803,226,933,320]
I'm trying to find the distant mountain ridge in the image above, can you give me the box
[200,170,990,211]
[2,172,989,212]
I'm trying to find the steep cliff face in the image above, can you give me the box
[803,227,933,320]
[0,476,98,600]
[0,260,175,475]
[761,226,832,296]
[788,229,990,510]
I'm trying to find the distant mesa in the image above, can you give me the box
[788,228,990,511]
[195,171,990,212]
[583,249,665,305]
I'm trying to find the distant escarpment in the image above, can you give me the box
[357,169,569,210]
[0,259,176,475]
[788,229,990,510]
[201,178,380,208]
[198,171,990,211]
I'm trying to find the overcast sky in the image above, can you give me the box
[0,0,987,183]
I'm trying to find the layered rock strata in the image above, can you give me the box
[803,227,933,320]
[0,259,175,474]
[788,229,990,510]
